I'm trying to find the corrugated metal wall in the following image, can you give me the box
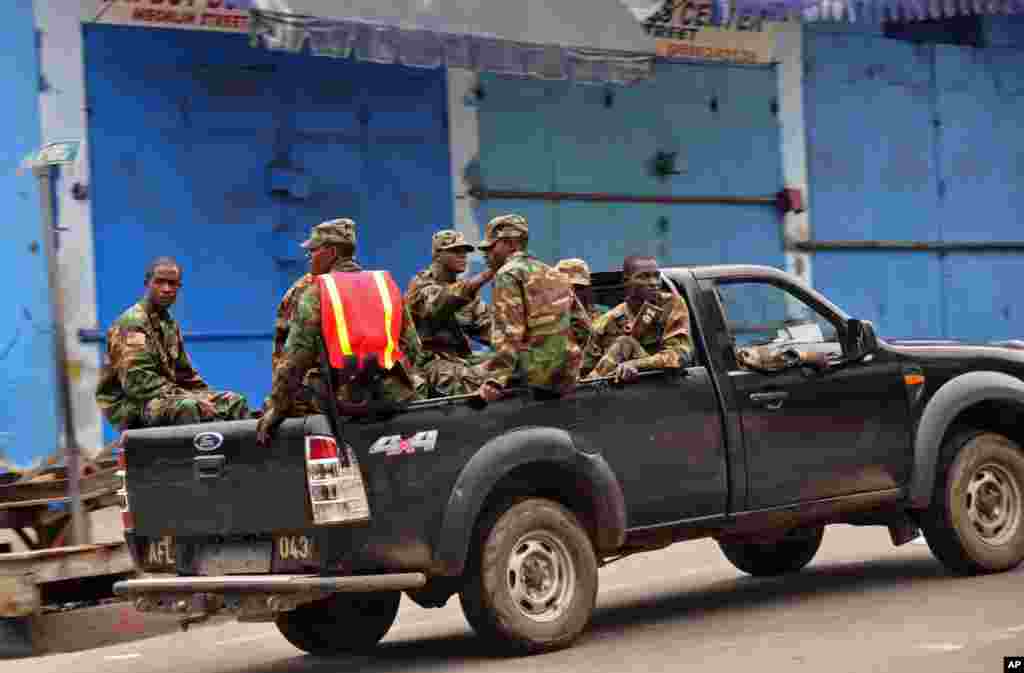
[83,25,452,442]
[0,0,60,467]
[474,61,784,273]
[804,23,1024,341]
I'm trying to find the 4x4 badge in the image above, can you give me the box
[369,430,438,456]
[193,432,224,452]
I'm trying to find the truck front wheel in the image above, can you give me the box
[718,526,824,577]
[459,497,598,654]
[274,591,400,656]
[919,430,1024,575]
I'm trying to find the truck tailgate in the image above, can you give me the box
[123,417,315,537]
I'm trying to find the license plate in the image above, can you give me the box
[196,541,272,575]
[273,534,318,571]
[144,536,176,571]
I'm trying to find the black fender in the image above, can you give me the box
[433,426,627,576]
[910,370,1024,508]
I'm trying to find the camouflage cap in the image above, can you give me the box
[477,214,528,249]
[431,229,475,256]
[301,218,356,250]
[555,258,591,286]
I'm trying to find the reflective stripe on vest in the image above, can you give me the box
[319,270,405,371]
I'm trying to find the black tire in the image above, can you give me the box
[459,497,598,655]
[718,525,824,577]
[919,429,1024,575]
[274,591,400,656]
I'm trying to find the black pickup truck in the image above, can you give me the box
[113,264,1024,656]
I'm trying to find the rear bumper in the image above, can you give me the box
[113,572,427,597]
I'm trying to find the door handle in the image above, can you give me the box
[750,391,788,410]
[194,454,226,480]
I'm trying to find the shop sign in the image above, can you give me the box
[88,0,250,34]
[632,0,777,65]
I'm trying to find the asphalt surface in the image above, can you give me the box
[7,525,1024,673]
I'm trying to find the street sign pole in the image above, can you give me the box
[22,141,90,547]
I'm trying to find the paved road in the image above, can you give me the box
[8,525,1024,673]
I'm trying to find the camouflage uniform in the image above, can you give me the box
[95,300,248,430]
[264,272,317,415]
[472,215,590,395]
[406,230,493,397]
[263,219,428,422]
[584,287,694,379]
[555,258,599,364]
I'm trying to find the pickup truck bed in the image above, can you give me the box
[113,264,1024,657]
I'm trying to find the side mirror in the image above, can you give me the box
[844,319,879,361]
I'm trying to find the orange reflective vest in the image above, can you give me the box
[319,270,405,371]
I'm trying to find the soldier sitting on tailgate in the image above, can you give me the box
[95,257,249,431]
[405,229,495,398]
[583,255,695,384]
[256,219,428,446]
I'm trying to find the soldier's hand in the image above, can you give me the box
[256,408,282,447]
[478,382,503,403]
[613,361,640,383]
[465,269,496,294]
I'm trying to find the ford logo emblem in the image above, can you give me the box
[194,432,224,452]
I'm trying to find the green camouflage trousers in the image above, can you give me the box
[423,353,489,398]
[587,336,649,379]
[142,391,249,426]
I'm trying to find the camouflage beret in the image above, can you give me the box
[301,218,356,250]
[477,214,528,249]
[555,258,591,286]
[432,229,475,256]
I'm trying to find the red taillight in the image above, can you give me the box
[304,436,371,526]
[116,450,132,531]
[307,436,339,461]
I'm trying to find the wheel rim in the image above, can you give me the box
[505,530,576,623]
[963,461,1023,546]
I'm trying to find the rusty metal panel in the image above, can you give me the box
[804,31,940,243]
[476,61,783,272]
[0,1,59,468]
[934,45,1024,243]
[83,27,452,443]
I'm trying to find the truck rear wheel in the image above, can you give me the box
[459,497,598,655]
[718,526,824,577]
[274,591,400,656]
[920,430,1024,575]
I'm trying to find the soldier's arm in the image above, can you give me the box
[632,296,695,371]
[115,328,184,401]
[582,309,614,374]
[266,289,320,417]
[408,279,477,324]
[400,302,430,369]
[173,326,208,390]
[459,298,492,345]
[481,271,526,389]
[569,296,593,353]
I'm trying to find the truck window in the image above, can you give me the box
[714,281,841,369]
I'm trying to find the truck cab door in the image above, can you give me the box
[710,279,913,511]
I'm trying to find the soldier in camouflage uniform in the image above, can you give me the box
[263,268,318,416]
[405,229,495,397]
[256,219,428,446]
[473,215,591,402]
[555,258,599,375]
[583,255,694,384]
[95,257,249,430]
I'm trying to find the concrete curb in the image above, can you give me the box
[1,601,222,659]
